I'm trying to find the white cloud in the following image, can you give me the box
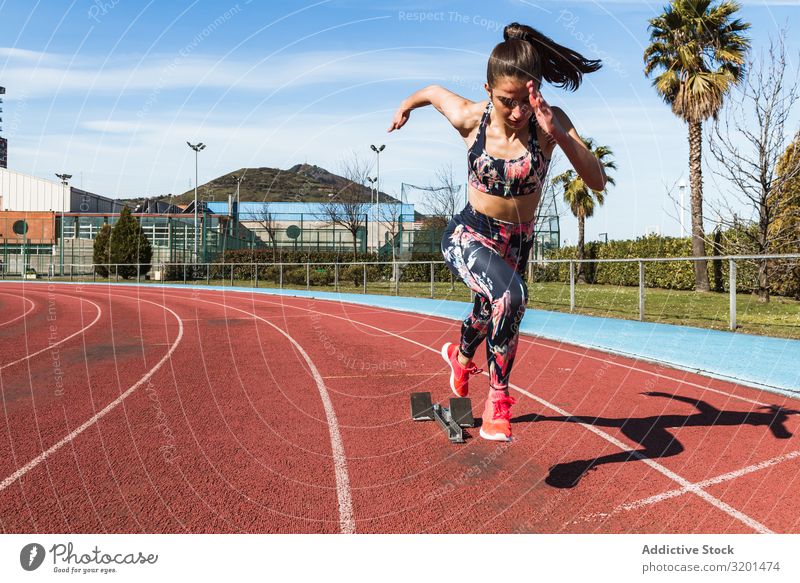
[0,47,482,99]
[0,47,55,61]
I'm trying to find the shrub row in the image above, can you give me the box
[540,233,799,297]
[161,250,457,285]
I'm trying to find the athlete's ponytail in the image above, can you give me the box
[487,22,602,91]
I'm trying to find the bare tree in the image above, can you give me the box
[377,198,406,282]
[420,163,463,228]
[317,151,371,258]
[338,150,373,189]
[707,30,800,302]
[258,202,280,254]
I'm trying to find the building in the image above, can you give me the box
[206,200,416,254]
[0,86,6,169]
[0,167,130,213]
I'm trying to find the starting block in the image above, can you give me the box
[410,392,475,443]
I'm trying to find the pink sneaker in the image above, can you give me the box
[480,392,517,441]
[441,342,484,397]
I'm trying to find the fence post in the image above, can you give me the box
[279,263,283,289]
[115,265,119,283]
[255,263,258,288]
[230,264,234,287]
[206,263,210,285]
[334,263,339,292]
[183,263,187,284]
[569,261,575,312]
[363,264,367,294]
[638,260,645,322]
[729,259,737,331]
[306,262,310,290]
[136,264,140,284]
[430,261,434,299]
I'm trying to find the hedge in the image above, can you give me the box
[157,231,798,298]
[540,232,798,297]
[160,249,456,285]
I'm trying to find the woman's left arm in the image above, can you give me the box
[527,81,607,192]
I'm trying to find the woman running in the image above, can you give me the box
[388,22,607,441]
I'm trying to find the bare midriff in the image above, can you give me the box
[467,186,542,224]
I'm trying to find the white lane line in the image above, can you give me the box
[292,296,786,407]
[322,373,437,380]
[189,289,784,408]
[574,450,800,524]
[189,295,355,535]
[97,287,778,534]
[0,298,184,493]
[232,293,774,534]
[0,293,36,328]
[523,338,774,407]
[300,300,777,407]
[1,297,103,372]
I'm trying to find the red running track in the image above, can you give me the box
[1,282,799,534]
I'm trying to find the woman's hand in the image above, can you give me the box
[387,106,410,132]
[527,80,566,143]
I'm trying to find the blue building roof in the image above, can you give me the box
[207,201,415,222]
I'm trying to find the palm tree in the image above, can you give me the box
[644,0,750,291]
[552,138,616,283]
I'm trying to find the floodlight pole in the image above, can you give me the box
[187,141,206,263]
[370,144,385,252]
[235,174,245,233]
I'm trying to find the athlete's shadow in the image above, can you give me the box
[515,391,798,489]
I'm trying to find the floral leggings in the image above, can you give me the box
[441,201,535,392]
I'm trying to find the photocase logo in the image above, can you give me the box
[20,543,46,571]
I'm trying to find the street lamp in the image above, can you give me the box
[367,176,377,204]
[678,179,687,238]
[234,174,245,232]
[366,177,378,254]
[55,174,72,213]
[370,144,385,251]
[186,141,206,263]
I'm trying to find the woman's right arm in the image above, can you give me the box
[387,85,475,135]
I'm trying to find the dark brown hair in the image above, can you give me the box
[487,22,602,92]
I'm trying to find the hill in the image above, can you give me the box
[124,164,400,207]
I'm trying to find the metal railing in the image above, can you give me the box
[2,253,798,332]
[537,253,800,330]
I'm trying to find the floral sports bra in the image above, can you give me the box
[467,101,550,198]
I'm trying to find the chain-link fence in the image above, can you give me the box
[3,254,798,337]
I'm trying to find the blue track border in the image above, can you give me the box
[11,280,800,399]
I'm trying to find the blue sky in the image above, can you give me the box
[1,0,798,242]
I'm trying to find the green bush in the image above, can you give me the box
[109,207,152,279]
[541,229,799,297]
[93,223,111,277]
[339,264,364,286]
[284,267,307,285]
[309,268,332,286]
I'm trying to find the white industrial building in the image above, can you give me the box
[0,167,128,213]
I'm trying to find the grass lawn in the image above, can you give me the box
[18,273,800,340]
